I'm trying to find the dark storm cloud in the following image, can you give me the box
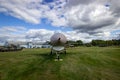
[65,0,120,36]
[73,17,117,34]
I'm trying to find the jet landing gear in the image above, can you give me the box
[54,52,63,61]
[50,47,66,61]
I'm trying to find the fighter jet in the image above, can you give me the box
[50,33,67,61]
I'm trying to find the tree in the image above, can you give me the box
[76,40,83,46]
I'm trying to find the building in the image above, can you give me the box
[0,41,51,48]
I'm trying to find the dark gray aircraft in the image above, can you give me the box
[50,33,67,61]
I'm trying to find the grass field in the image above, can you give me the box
[0,47,120,80]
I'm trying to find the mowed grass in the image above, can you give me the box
[0,47,120,80]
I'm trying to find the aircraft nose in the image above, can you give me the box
[58,38,61,40]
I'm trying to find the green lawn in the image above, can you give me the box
[0,47,120,80]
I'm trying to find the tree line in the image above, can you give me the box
[66,39,120,47]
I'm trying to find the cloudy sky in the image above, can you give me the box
[0,0,120,43]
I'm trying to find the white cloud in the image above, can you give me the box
[0,0,45,24]
[0,26,26,33]
[64,0,120,41]
[0,26,26,42]
[26,29,54,41]
[0,26,119,43]
[65,2,117,33]
[0,0,119,29]
[0,0,67,26]
[0,0,120,42]
[25,29,94,43]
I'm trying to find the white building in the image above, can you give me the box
[0,41,51,48]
